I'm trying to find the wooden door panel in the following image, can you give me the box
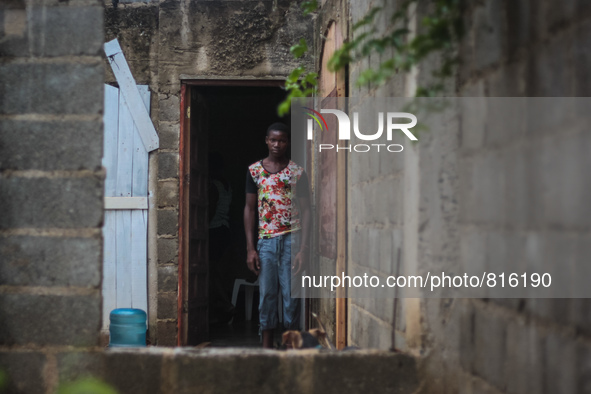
[187,91,209,345]
[102,85,151,332]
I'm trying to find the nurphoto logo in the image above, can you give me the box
[304,108,418,153]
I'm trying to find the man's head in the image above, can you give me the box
[265,122,290,159]
[266,122,290,138]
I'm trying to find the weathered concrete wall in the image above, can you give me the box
[60,347,419,394]
[105,0,314,345]
[336,0,591,392]
[416,1,591,392]
[344,0,410,351]
[0,0,105,392]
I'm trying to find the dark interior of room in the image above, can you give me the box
[191,84,289,346]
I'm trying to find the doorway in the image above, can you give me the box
[179,81,290,346]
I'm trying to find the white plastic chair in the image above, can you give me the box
[230,278,282,322]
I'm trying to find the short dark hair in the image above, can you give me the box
[266,122,290,137]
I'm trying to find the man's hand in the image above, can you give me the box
[292,249,306,275]
[246,249,260,275]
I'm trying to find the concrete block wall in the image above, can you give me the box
[340,0,591,393]
[343,0,410,350]
[431,0,591,391]
[0,0,105,392]
[343,0,591,392]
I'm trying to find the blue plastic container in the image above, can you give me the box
[109,308,147,347]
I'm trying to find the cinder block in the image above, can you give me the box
[472,0,503,70]
[457,157,475,224]
[460,93,486,151]
[0,351,46,394]
[487,63,527,97]
[350,227,367,267]
[156,320,177,346]
[541,232,577,299]
[157,292,178,319]
[313,352,418,394]
[523,298,552,323]
[473,307,507,391]
[157,209,178,236]
[157,237,178,265]
[373,178,401,226]
[0,293,101,347]
[31,6,103,57]
[57,351,105,384]
[157,121,180,150]
[505,0,530,57]
[0,63,103,115]
[486,98,526,148]
[349,304,368,348]
[577,342,591,393]
[459,301,475,372]
[574,235,591,300]
[530,35,573,96]
[0,8,30,57]
[574,20,591,96]
[0,176,103,229]
[378,145,404,178]
[460,229,486,277]
[0,120,103,171]
[469,152,505,225]
[545,0,576,31]
[174,351,282,394]
[103,351,163,394]
[523,145,544,229]
[157,265,178,293]
[158,94,180,122]
[367,227,379,271]
[485,231,509,299]
[505,319,530,394]
[158,152,179,179]
[539,132,591,229]
[0,235,101,287]
[544,332,577,394]
[377,229,394,275]
[571,299,591,337]
[348,185,366,226]
[157,180,179,208]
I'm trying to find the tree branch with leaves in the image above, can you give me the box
[278,0,465,115]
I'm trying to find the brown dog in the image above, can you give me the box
[282,313,335,349]
[282,328,329,349]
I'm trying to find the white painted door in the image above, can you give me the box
[102,84,150,331]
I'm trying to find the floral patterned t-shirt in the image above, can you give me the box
[246,160,309,239]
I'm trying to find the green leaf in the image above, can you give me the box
[286,66,305,84]
[57,378,118,394]
[353,6,383,31]
[356,68,378,86]
[301,0,318,15]
[303,72,319,87]
[327,48,352,72]
[290,38,308,59]
[0,369,8,389]
[278,99,291,117]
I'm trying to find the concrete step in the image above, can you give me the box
[69,347,419,394]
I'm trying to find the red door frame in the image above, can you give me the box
[178,79,286,346]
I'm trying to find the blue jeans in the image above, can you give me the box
[257,232,301,331]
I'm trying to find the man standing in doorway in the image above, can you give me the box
[244,122,310,349]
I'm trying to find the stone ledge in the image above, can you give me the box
[99,347,419,394]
